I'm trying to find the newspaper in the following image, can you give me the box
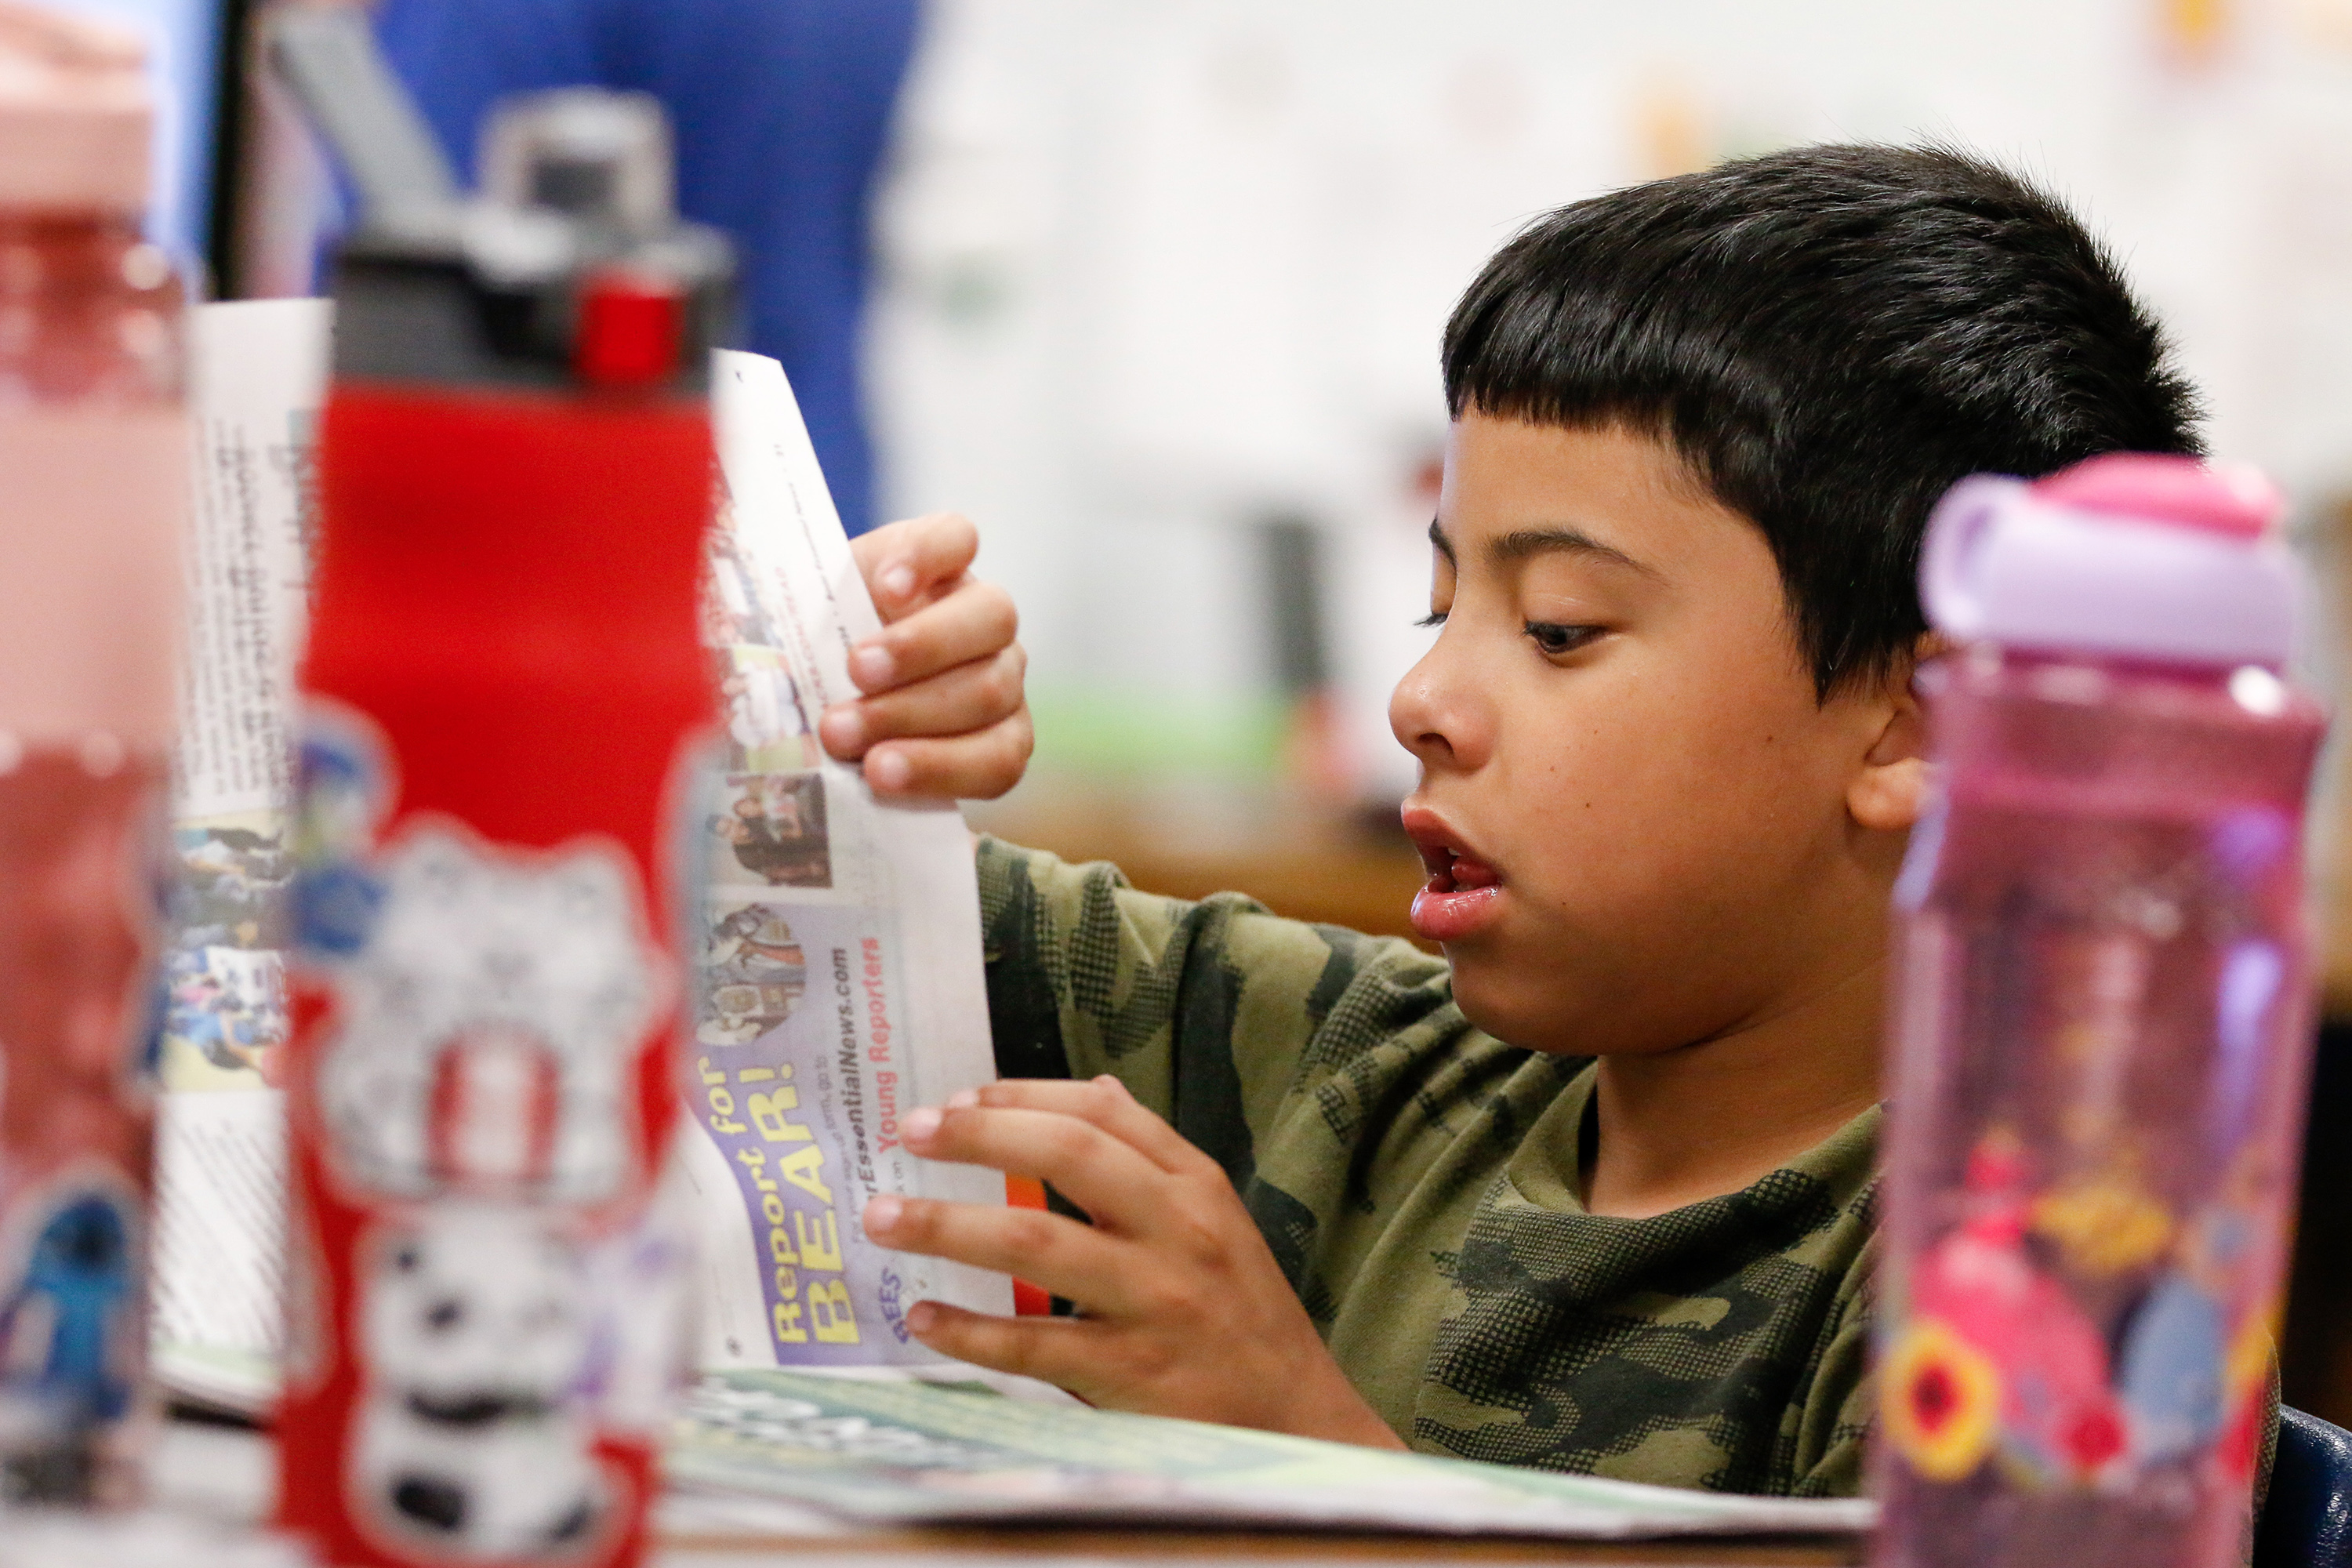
[149,299,329,1415]
[670,1369,1878,1538]
[151,325,1013,1413]
[677,350,1013,1370]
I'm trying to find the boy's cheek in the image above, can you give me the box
[1442,851,1770,1058]
[1447,662,1846,1051]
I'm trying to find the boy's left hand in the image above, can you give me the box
[860,1076,1408,1450]
[826,512,1032,799]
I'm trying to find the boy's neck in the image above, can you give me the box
[1580,959,1885,1220]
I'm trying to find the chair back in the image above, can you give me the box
[2256,1406,2352,1568]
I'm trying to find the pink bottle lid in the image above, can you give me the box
[1921,454,2299,670]
[0,0,151,213]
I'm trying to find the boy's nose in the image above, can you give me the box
[1388,641,1489,774]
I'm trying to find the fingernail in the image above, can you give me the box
[819,706,863,753]
[850,644,895,688]
[865,1195,902,1233]
[869,750,911,792]
[946,1087,979,1109]
[880,562,916,601]
[907,1301,938,1334]
[902,1106,942,1143]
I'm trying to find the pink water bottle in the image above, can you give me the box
[0,0,185,1508]
[1875,456,2325,1568]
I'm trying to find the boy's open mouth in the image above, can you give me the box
[1415,842,1501,893]
[1402,810,1505,942]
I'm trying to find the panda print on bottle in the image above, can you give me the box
[352,1208,608,1557]
[292,720,676,1563]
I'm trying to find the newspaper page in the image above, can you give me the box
[679,350,1014,1372]
[147,334,1011,1404]
[149,298,329,1414]
[670,1369,1878,1538]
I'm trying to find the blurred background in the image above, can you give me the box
[53,0,2352,1424]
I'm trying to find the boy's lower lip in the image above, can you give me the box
[1410,881,1504,942]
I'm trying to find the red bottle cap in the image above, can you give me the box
[575,267,685,388]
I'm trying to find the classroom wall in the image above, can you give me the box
[868,0,2352,1426]
[868,0,2352,790]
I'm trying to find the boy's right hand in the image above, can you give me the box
[826,513,1033,800]
[861,1076,1408,1450]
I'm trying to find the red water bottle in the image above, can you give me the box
[0,0,184,1508]
[267,16,731,1566]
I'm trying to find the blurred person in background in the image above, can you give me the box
[374,0,921,535]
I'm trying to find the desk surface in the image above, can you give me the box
[664,1533,1860,1564]
[664,1531,1860,1564]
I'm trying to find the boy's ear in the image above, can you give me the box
[1846,637,1944,833]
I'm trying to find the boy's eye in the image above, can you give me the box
[1416,610,1447,629]
[1525,621,1599,657]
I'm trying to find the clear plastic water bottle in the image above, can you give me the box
[1875,455,2326,1568]
[0,1,186,1508]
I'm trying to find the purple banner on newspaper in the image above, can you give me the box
[683,898,920,1364]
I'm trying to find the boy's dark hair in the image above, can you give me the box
[1443,143,2202,696]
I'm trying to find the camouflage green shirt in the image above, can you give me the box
[976,837,1877,1497]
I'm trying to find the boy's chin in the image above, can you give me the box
[1448,957,1588,1057]
[1450,953,1697,1059]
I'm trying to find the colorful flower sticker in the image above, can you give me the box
[1912,1213,2125,1486]
[1886,1318,2002,1482]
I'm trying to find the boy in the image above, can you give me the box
[814,144,2202,1496]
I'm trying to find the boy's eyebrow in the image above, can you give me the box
[1487,524,1664,581]
[1426,519,1664,582]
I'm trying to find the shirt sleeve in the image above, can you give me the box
[974,834,1452,1192]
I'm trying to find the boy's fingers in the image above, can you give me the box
[966,1077,1211,1177]
[823,647,1027,756]
[899,1301,1113,1392]
[863,1194,1145,1310]
[850,513,981,617]
[859,717,1033,802]
[901,1105,1171,1235]
[847,579,1017,694]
